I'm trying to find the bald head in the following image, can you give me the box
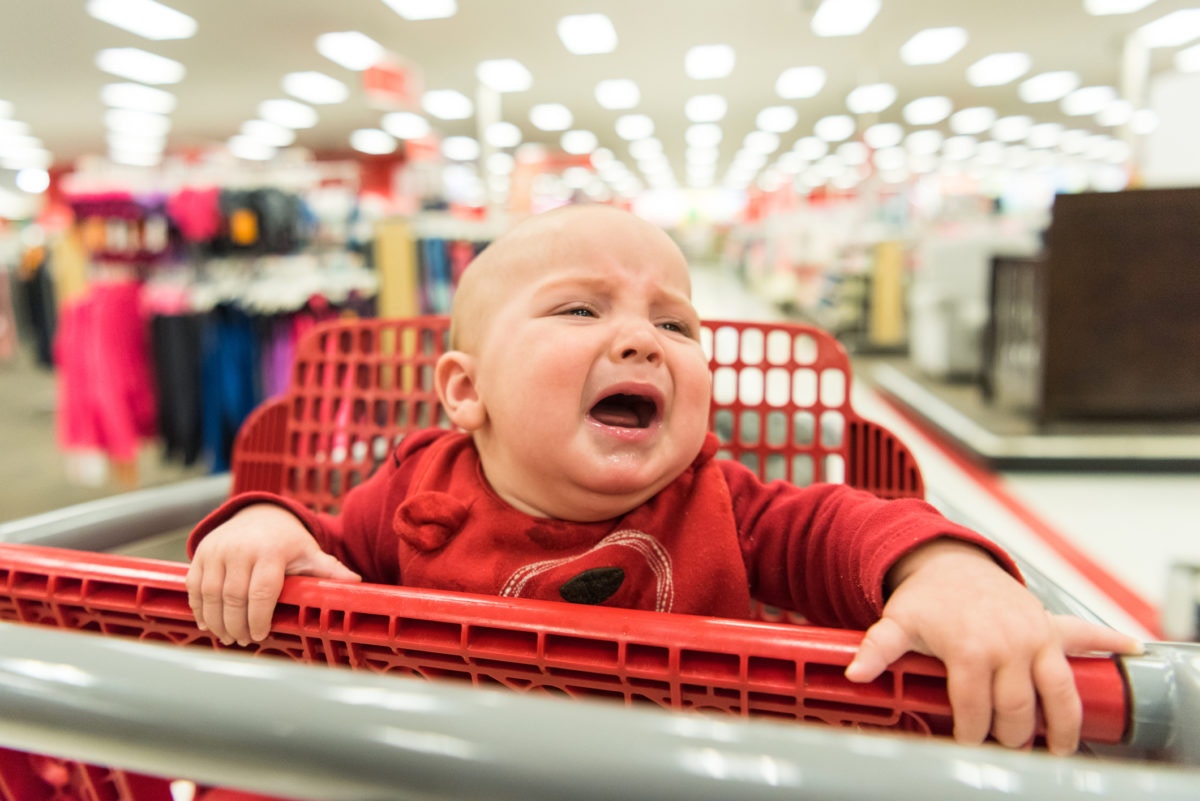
[449,205,689,352]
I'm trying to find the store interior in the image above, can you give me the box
[1,3,1200,792]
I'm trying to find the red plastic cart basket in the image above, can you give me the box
[0,316,1129,801]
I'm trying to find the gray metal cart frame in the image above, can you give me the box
[1,475,1198,799]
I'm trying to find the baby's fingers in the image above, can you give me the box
[845,617,918,683]
[246,562,287,643]
[1034,647,1084,755]
[1053,614,1144,656]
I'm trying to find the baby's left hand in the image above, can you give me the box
[844,539,1143,755]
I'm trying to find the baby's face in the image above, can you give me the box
[464,209,712,521]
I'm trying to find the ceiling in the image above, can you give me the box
[1,0,1197,195]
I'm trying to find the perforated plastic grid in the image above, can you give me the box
[0,544,1127,745]
[232,316,922,511]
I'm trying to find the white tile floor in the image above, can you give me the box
[690,261,1200,644]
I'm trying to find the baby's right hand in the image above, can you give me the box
[186,503,361,645]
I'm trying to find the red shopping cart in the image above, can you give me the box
[0,316,1131,801]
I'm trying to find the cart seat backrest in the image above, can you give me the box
[230,315,923,512]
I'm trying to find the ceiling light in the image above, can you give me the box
[487,152,515,175]
[16,168,50,194]
[687,147,719,165]
[873,147,905,171]
[283,72,348,105]
[1176,42,1200,72]
[258,99,318,129]
[241,119,295,147]
[864,122,903,149]
[3,147,53,171]
[485,122,522,148]
[422,90,473,120]
[1096,99,1133,127]
[1061,86,1117,116]
[811,0,881,37]
[837,141,868,165]
[1058,129,1091,154]
[945,107,993,136]
[794,136,829,160]
[228,135,275,161]
[900,27,968,65]
[942,135,977,161]
[744,131,781,155]
[966,52,1031,87]
[756,106,798,133]
[686,123,723,148]
[903,96,952,125]
[1019,71,1080,103]
[686,94,727,123]
[992,115,1033,142]
[316,32,384,71]
[615,114,654,140]
[381,111,431,139]
[561,130,598,155]
[557,13,617,54]
[350,128,397,155]
[595,79,640,109]
[95,47,185,84]
[1084,0,1157,14]
[846,82,896,114]
[442,136,480,161]
[529,103,572,131]
[104,108,171,136]
[685,45,735,80]
[100,82,175,114]
[630,138,663,160]
[477,59,532,93]
[1137,9,1200,47]
[775,66,826,99]
[380,0,456,20]
[86,0,196,40]
[1027,122,1064,149]
[814,114,855,142]
[906,129,943,155]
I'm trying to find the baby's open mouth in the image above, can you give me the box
[589,393,658,429]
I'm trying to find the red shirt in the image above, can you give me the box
[189,429,1018,629]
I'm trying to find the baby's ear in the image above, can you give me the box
[435,351,485,431]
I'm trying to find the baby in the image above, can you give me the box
[187,204,1139,755]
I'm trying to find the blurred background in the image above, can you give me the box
[0,0,1198,641]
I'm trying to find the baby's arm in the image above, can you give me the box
[185,503,361,646]
[845,538,1142,754]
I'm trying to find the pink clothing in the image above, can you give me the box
[55,281,158,462]
[190,430,1019,629]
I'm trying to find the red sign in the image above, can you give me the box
[363,57,423,110]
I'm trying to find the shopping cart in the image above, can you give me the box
[0,316,1196,801]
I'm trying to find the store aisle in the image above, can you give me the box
[689,260,1197,643]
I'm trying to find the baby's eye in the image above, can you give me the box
[657,320,691,336]
[560,306,597,318]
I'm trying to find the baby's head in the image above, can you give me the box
[435,205,712,522]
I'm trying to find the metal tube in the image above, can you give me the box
[0,622,1197,801]
[0,474,229,551]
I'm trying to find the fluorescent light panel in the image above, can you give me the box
[382,112,431,139]
[86,0,196,40]
[477,59,531,93]
[350,129,397,155]
[381,0,456,20]
[316,32,384,71]
[1138,9,1200,47]
[422,90,473,120]
[846,82,896,114]
[904,96,953,126]
[558,13,617,54]
[756,106,797,133]
[811,0,880,37]
[685,95,726,123]
[595,79,640,110]
[101,83,176,114]
[685,45,735,80]
[283,72,347,105]
[95,47,185,84]
[258,99,318,129]
[900,27,968,65]
[1020,71,1081,103]
[776,66,826,99]
[529,104,573,131]
[966,52,1031,87]
[1084,0,1157,14]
